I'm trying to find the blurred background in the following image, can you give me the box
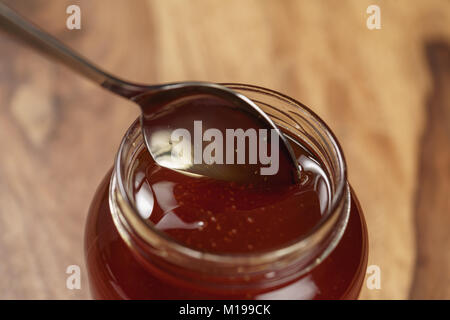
[0,0,448,299]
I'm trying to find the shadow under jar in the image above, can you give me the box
[84,84,368,299]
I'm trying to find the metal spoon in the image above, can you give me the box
[0,3,300,185]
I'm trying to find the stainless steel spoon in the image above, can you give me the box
[0,3,300,185]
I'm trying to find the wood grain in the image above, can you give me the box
[410,42,450,299]
[0,0,448,299]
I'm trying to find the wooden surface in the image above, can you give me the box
[0,0,448,299]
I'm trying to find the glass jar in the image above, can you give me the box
[84,84,368,299]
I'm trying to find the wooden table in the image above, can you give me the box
[0,0,448,299]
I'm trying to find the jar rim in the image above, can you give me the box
[111,83,349,277]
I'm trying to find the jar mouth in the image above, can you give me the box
[110,83,349,277]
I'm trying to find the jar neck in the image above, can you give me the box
[108,84,350,291]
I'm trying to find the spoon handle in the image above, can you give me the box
[0,3,147,98]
